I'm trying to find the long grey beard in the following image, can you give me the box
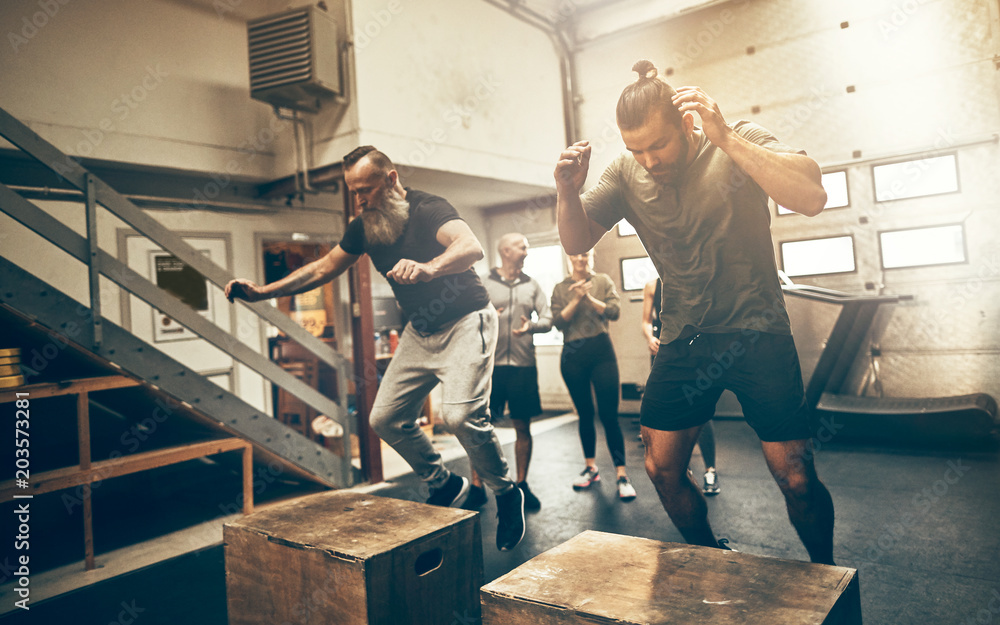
[362,193,410,246]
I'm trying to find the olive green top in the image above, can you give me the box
[550,272,621,344]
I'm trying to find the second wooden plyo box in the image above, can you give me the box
[481,530,861,624]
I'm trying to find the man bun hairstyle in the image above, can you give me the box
[616,59,683,131]
[343,145,395,174]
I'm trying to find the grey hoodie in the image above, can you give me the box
[483,268,553,367]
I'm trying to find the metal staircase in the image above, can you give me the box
[0,105,357,490]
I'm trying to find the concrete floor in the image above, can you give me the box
[4,415,998,624]
[377,416,1000,625]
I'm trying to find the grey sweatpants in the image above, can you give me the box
[369,304,515,493]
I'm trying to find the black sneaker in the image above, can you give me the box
[518,481,541,511]
[426,473,469,508]
[461,484,488,510]
[495,486,525,551]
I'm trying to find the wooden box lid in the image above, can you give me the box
[225,491,477,560]
[482,530,860,624]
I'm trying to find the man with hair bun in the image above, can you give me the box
[226,146,525,552]
[554,60,836,564]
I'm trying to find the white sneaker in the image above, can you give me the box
[703,469,720,496]
[617,476,637,501]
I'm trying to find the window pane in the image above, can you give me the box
[880,224,965,269]
[620,256,657,291]
[873,154,958,202]
[780,236,856,277]
[523,243,565,346]
[822,170,849,209]
[617,220,636,236]
[777,170,849,214]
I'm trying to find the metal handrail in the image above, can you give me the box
[0,106,352,448]
[781,283,913,305]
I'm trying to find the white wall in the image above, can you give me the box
[349,0,565,188]
[0,0,337,178]
[574,0,1000,405]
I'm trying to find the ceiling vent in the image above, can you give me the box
[247,6,340,113]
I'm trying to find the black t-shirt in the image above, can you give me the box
[339,189,490,334]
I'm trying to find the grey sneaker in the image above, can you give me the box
[572,466,600,490]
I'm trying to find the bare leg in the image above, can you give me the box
[512,419,532,483]
[697,419,717,470]
[761,439,836,565]
[643,425,718,547]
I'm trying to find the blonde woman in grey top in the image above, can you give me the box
[550,251,637,501]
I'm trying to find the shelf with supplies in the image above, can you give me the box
[268,334,358,457]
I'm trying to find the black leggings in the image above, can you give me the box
[560,333,626,467]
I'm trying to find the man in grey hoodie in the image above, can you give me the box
[467,233,553,511]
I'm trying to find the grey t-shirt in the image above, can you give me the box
[583,120,800,345]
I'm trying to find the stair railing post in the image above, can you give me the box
[84,174,103,349]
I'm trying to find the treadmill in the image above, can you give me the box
[781,280,999,448]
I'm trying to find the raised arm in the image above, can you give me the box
[225,245,359,303]
[672,86,827,216]
[387,219,484,284]
[554,140,610,254]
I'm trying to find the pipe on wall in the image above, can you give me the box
[480,0,581,147]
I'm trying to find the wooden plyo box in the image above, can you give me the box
[481,530,861,625]
[225,491,483,625]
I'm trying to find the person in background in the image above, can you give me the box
[226,146,525,552]
[642,278,719,495]
[554,59,835,564]
[467,233,553,511]
[550,250,637,501]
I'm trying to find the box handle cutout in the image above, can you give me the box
[414,548,443,576]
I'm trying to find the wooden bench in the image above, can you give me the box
[0,375,253,570]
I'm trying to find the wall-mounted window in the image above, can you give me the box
[620,255,657,291]
[617,220,636,236]
[872,153,959,202]
[779,235,856,277]
[777,170,850,215]
[879,223,966,269]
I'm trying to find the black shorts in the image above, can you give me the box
[640,331,811,442]
[490,365,542,421]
